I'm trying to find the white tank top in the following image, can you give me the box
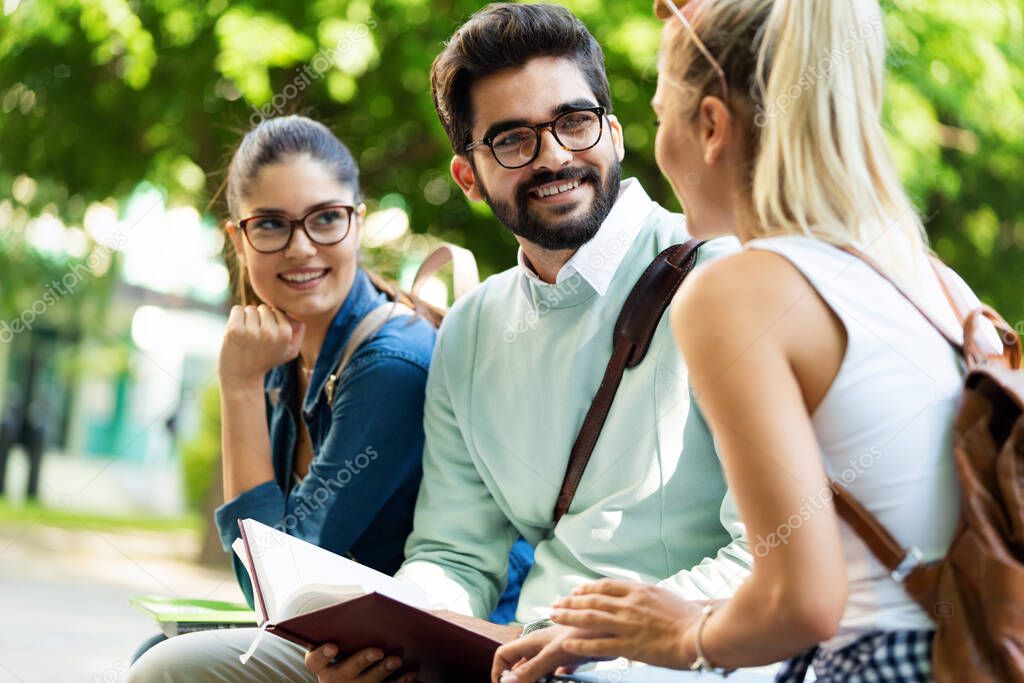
[745,235,966,651]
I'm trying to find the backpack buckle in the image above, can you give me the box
[890,546,924,582]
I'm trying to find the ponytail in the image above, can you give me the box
[752,1,927,285]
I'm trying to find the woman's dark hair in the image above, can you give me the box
[226,115,361,222]
[431,2,613,155]
[223,115,441,323]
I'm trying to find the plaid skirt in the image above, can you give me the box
[775,629,935,683]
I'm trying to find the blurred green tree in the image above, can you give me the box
[1,0,1021,326]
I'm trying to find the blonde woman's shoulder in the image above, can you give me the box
[671,246,820,348]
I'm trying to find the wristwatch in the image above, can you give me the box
[519,617,556,637]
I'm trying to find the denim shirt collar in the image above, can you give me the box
[264,268,384,417]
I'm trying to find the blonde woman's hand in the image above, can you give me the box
[548,579,705,669]
[218,304,305,390]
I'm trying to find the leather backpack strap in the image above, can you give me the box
[848,246,1020,366]
[829,482,920,579]
[831,246,1014,584]
[411,243,480,303]
[325,302,416,406]
[553,239,704,524]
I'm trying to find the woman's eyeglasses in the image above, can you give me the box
[237,204,356,254]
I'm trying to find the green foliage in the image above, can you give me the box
[1,0,1021,326]
[881,0,1024,326]
[0,223,117,332]
[180,382,221,514]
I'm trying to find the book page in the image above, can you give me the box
[240,519,430,623]
[278,584,364,621]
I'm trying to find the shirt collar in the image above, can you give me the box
[516,177,653,302]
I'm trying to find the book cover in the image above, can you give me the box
[236,518,517,682]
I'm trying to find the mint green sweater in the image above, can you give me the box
[396,202,750,621]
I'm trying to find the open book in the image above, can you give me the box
[234,519,517,682]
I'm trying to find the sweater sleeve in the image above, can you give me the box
[395,325,519,618]
[656,489,753,599]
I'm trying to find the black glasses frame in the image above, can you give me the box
[465,106,607,169]
[237,204,356,254]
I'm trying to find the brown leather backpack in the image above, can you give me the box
[834,251,1024,682]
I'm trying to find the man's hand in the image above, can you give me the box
[304,644,416,683]
[490,624,600,683]
[302,612,520,682]
[218,304,305,389]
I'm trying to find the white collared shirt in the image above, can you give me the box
[516,177,654,302]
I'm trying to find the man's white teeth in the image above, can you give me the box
[535,179,581,198]
[281,270,326,283]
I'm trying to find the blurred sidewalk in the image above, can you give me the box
[3,449,186,517]
[0,487,238,682]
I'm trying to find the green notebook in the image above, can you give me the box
[129,595,258,637]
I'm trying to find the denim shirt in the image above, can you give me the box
[215,268,436,608]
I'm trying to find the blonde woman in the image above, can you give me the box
[494,1,989,681]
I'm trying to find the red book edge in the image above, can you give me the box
[237,519,269,624]
[266,595,505,650]
[264,593,508,681]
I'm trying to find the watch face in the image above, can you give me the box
[520,617,555,636]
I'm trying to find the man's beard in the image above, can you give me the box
[477,159,622,251]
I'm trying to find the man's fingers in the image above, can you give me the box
[304,647,383,678]
[507,642,575,683]
[492,641,541,682]
[304,643,341,674]
[346,655,405,683]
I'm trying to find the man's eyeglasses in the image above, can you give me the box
[657,0,729,102]
[237,204,356,254]
[466,106,606,169]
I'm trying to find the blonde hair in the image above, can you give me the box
[659,0,928,287]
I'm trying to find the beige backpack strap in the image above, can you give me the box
[411,243,480,303]
[324,302,416,406]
